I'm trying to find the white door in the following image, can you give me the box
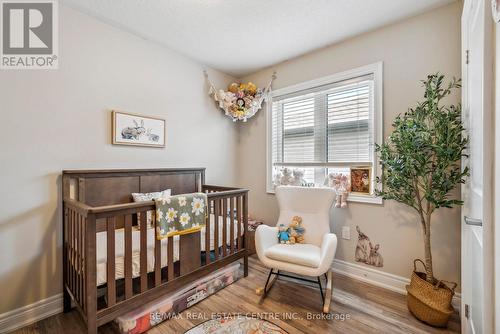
[461,0,494,333]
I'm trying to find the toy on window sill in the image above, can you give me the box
[287,216,306,244]
[326,173,351,208]
[279,168,294,186]
[277,223,290,244]
[291,169,306,186]
[273,168,307,187]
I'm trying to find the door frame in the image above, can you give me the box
[461,0,495,333]
[495,8,500,334]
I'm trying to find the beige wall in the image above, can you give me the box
[0,5,237,313]
[0,1,465,316]
[237,3,463,285]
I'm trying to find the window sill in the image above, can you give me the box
[347,193,383,205]
[266,188,383,205]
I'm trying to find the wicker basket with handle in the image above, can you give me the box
[406,259,457,327]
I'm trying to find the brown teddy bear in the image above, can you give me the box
[287,216,306,244]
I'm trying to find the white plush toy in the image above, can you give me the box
[325,172,337,188]
[217,89,236,111]
[279,168,294,186]
[273,171,282,187]
[291,169,306,186]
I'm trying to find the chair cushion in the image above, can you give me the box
[264,243,321,268]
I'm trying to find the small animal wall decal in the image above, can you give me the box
[355,226,383,267]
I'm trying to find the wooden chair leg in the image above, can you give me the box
[323,270,333,313]
[256,269,278,302]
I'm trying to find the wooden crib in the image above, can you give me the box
[62,168,248,334]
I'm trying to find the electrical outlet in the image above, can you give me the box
[341,226,350,240]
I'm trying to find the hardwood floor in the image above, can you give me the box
[13,256,460,334]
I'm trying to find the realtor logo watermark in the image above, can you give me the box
[1,0,58,69]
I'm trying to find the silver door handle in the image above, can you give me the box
[464,216,482,226]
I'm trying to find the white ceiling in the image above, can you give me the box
[63,0,456,77]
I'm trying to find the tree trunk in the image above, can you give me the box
[423,217,434,283]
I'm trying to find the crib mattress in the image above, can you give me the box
[96,214,242,286]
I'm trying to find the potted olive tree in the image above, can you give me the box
[376,74,468,327]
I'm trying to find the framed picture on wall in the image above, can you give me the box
[112,111,166,147]
[350,167,371,195]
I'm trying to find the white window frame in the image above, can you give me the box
[266,62,383,204]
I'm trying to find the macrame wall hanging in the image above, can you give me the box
[204,71,276,122]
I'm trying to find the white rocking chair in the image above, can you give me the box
[255,186,337,313]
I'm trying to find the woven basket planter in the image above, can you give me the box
[406,259,457,327]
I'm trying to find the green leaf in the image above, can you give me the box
[376,73,468,214]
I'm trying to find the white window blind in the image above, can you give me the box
[327,79,373,163]
[269,72,377,191]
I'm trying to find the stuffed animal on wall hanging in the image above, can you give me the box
[205,71,276,122]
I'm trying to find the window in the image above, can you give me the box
[267,63,383,203]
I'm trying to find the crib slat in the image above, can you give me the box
[243,194,248,250]
[214,198,219,260]
[70,209,75,295]
[68,210,72,295]
[179,232,201,275]
[230,197,235,254]
[65,208,70,296]
[73,211,77,297]
[139,212,148,292]
[236,196,241,251]
[124,214,133,299]
[154,211,161,286]
[73,211,77,304]
[167,236,174,280]
[222,198,227,258]
[243,193,249,277]
[81,215,86,312]
[73,210,77,296]
[106,217,116,307]
[75,213,79,305]
[205,199,211,265]
[75,214,79,305]
[78,214,83,306]
[84,213,97,332]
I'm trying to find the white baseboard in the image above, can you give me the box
[0,294,63,333]
[332,259,461,311]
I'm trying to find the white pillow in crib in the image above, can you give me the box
[132,189,171,228]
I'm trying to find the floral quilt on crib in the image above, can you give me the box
[155,192,207,239]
